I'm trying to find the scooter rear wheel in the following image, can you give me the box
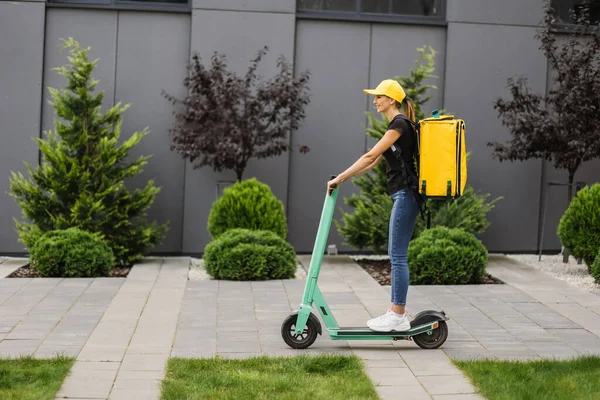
[413,321,448,349]
[281,312,319,349]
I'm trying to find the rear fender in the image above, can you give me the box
[410,310,448,328]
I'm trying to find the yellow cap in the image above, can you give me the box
[363,79,406,103]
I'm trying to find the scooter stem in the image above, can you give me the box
[294,181,338,334]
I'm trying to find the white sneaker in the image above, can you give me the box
[367,311,411,332]
[366,309,392,326]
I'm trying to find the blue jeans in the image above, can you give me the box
[389,188,419,306]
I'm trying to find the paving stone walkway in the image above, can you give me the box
[167,254,600,399]
[0,254,600,399]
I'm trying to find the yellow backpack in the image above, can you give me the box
[417,111,467,199]
[392,110,467,227]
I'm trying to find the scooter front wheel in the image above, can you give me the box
[413,321,448,349]
[281,312,319,349]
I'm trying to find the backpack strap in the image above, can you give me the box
[388,115,430,228]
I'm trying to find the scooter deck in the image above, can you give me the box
[328,321,440,340]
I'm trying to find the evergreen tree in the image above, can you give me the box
[9,38,168,266]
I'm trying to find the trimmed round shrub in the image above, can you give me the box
[208,178,287,240]
[30,228,115,277]
[203,228,296,281]
[408,226,488,285]
[557,183,600,269]
[592,249,600,284]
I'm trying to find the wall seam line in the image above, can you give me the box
[38,4,48,168]
[365,23,373,154]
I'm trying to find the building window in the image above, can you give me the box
[121,0,188,3]
[47,0,189,10]
[297,0,446,22]
[551,0,600,25]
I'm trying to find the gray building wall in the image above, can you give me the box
[444,1,549,252]
[1,0,598,255]
[0,1,46,254]
[445,0,599,252]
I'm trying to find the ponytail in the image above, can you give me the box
[403,97,416,122]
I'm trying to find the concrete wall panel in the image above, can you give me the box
[370,24,447,117]
[447,0,546,26]
[288,20,371,252]
[43,9,118,134]
[115,12,191,253]
[192,0,294,13]
[443,22,548,252]
[184,9,296,253]
[0,2,46,253]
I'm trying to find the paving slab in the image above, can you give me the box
[0,257,27,279]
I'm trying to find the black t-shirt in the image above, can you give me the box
[381,114,417,195]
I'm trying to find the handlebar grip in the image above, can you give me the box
[328,175,338,195]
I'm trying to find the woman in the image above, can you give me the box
[327,79,419,332]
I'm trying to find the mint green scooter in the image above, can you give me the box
[281,178,449,350]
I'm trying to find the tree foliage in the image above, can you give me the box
[9,38,167,265]
[207,178,287,240]
[397,45,440,122]
[557,183,600,269]
[163,46,311,181]
[488,1,600,202]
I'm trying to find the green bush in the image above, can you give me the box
[336,189,393,254]
[29,228,115,277]
[336,179,500,254]
[557,183,600,270]
[203,228,296,281]
[412,186,502,239]
[592,249,600,284]
[208,178,287,240]
[408,226,488,285]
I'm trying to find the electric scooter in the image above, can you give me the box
[281,177,449,350]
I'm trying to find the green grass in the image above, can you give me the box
[161,354,379,400]
[454,355,600,400]
[0,355,75,400]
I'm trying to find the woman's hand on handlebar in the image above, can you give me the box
[327,176,342,195]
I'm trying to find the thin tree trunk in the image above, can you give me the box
[562,172,575,263]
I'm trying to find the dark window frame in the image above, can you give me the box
[46,0,191,13]
[550,0,600,27]
[296,0,447,26]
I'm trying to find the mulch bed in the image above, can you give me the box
[7,264,131,278]
[355,258,503,286]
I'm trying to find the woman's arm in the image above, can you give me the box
[355,154,382,175]
[332,129,400,185]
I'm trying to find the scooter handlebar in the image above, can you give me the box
[328,175,338,195]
